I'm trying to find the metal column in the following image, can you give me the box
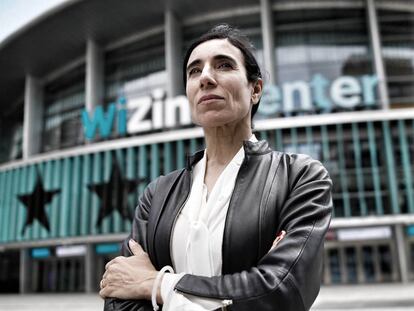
[86,40,104,113]
[23,75,43,159]
[19,248,31,293]
[395,224,409,283]
[165,10,183,97]
[366,0,390,109]
[260,0,276,85]
[85,244,97,293]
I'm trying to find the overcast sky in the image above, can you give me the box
[0,0,68,43]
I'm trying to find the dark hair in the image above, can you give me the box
[182,24,262,119]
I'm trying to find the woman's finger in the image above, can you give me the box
[129,239,145,256]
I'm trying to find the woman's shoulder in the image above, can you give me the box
[272,150,330,179]
[146,167,187,191]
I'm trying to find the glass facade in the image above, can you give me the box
[0,102,23,164]
[42,65,85,152]
[271,6,377,118]
[274,7,373,82]
[104,34,165,103]
[378,8,414,108]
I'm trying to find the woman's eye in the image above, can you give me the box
[188,68,201,76]
[218,62,233,69]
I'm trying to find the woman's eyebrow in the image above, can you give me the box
[187,54,237,73]
[186,59,201,72]
[213,54,237,64]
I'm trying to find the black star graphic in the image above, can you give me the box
[88,160,145,228]
[18,173,60,235]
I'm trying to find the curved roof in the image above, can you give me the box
[0,0,256,111]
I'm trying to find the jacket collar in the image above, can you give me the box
[185,139,272,170]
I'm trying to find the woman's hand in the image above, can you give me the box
[99,239,162,303]
[268,230,286,253]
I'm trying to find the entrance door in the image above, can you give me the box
[324,242,398,284]
[0,251,19,293]
[32,257,85,292]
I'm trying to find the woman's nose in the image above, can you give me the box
[199,66,217,88]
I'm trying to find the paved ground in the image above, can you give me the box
[0,283,413,310]
[312,283,414,310]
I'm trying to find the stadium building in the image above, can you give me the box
[0,0,413,293]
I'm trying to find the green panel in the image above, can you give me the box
[43,160,53,239]
[8,169,16,241]
[80,154,92,235]
[367,122,383,215]
[9,168,20,241]
[260,130,268,142]
[336,124,351,217]
[151,144,160,181]
[60,158,72,237]
[398,120,414,213]
[275,129,283,151]
[113,149,124,233]
[31,164,42,240]
[290,127,298,152]
[51,160,62,238]
[163,142,172,174]
[90,153,103,235]
[16,167,28,241]
[139,145,148,199]
[190,138,197,154]
[320,125,333,216]
[125,147,136,233]
[35,164,44,239]
[70,156,82,236]
[1,171,10,242]
[25,165,36,241]
[0,172,6,241]
[101,151,112,234]
[351,123,367,216]
[305,126,317,159]
[382,121,400,214]
[176,141,185,169]
[320,125,330,162]
[305,127,313,145]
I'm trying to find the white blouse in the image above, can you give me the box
[160,135,257,310]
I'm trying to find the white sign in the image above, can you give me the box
[337,226,392,241]
[56,245,87,257]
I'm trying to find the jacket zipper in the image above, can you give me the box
[174,288,233,309]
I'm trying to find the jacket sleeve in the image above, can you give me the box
[103,180,158,311]
[174,156,333,311]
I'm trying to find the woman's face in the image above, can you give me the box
[185,39,258,128]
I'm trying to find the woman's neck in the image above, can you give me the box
[203,123,252,166]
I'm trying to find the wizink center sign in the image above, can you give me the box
[81,74,378,139]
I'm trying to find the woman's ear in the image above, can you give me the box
[251,78,263,105]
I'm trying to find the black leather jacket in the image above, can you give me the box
[104,140,333,311]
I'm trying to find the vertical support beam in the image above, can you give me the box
[356,245,364,283]
[19,248,30,293]
[165,10,183,97]
[85,244,96,292]
[260,0,276,85]
[366,0,390,109]
[23,75,43,159]
[395,224,409,283]
[382,121,400,214]
[86,40,104,113]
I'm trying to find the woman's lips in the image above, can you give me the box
[198,94,224,105]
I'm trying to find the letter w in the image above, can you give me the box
[81,104,116,140]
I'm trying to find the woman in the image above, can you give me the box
[100,24,332,311]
